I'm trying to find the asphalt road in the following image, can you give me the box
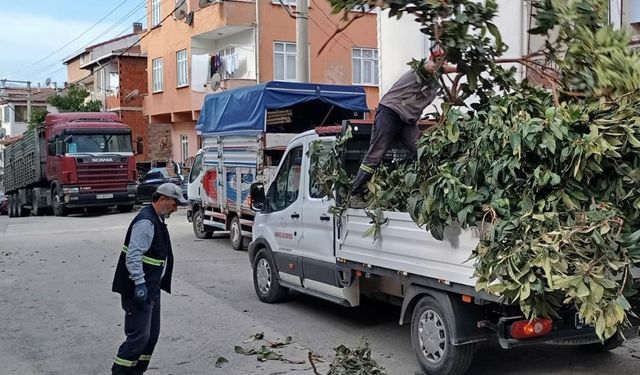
[1,208,640,375]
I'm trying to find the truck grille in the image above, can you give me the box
[76,162,129,192]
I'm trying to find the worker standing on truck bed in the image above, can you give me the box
[111,183,187,375]
[350,56,457,208]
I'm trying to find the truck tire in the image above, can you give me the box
[411,296,476,375]
[193,209,213,239]
[52,187,67,217]
[31,190,42,216]
[117,205,134,213]
[230,216,243,250]
[8,194,15,218]
[252,249,288,303]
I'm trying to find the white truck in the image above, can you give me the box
[247,123,640,375]
[187,81,370,249]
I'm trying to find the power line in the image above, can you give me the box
[62,0,148,61]
[7,0,133,78]
[308,15,351,52]
[68,1,185,87]
[310,0,359,47]
[29,1,149,83]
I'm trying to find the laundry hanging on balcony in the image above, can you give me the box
[191,54,210,93]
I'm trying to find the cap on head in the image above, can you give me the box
[155,183,188,206]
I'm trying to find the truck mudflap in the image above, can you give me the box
[64,192,136,208]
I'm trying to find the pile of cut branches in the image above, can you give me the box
[321,0,640,339]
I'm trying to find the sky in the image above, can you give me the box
[0,0,148,87]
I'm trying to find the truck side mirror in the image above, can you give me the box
[47,142,56,156]
[250,182,265,212]
[133,139,143,155]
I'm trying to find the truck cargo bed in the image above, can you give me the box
[337,209,481,287]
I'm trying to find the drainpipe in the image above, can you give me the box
[255,1,260,83]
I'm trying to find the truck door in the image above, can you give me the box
[262,143,305,283]
[187,152,204,201]
[298,138,359,305]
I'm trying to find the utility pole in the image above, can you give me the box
[26,81,32,123]
[296,0,310,82]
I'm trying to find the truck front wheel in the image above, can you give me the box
[193,209,213,239]
[252,249,288,303]
[52,187,67,217]
[230,216,243,250]
[411,296,475,375]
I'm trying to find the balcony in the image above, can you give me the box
[191,0,256,37]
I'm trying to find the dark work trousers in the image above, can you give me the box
[112,292,161,375]
[351,104,421,195]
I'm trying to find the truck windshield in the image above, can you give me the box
[65,134,132,154]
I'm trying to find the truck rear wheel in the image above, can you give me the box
[52,187,67,217]
[31,190,43,216]
[411,296,475,375]
[252,249,288,303]
[230,216,243,250]
[8,194,16,218]
[193,209,213,239]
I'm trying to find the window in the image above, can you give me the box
[180,134,189,162]
[152,58,163,92]
[152,0,161,26]
[309,140,334,199]
[274,42,296,81]
[268,146,303,211]
[109,72,119,92]
[189,153,203,183]
[65,134,133,154]
[352,48,379,85]
[14,106,28,123]
[275,0,296,5]
[176,49,188,87]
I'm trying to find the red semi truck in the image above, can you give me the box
[3,112,140,217]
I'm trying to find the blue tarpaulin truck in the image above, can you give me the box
[186,81,369,249]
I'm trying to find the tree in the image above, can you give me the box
[27,107,48,131]
[47,84,102,113]
[321,0,640,339]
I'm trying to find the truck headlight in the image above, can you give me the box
[63,187,79,194]
[127,183,138,193]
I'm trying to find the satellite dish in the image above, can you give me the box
[124,89,140,101]
[173,0,188,20]
[45,78,52,86]
[198,0,216,9]
[209,73,222,91]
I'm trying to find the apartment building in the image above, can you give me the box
[141,0,378,163]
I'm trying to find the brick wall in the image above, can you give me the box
[116,56,151,161]
[147,123,173,162]
[118,57,147,108]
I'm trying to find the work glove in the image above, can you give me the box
[134,283,147,303]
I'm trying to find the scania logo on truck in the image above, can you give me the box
[91,157,115,163]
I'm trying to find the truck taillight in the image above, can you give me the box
[510,318,553,340]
